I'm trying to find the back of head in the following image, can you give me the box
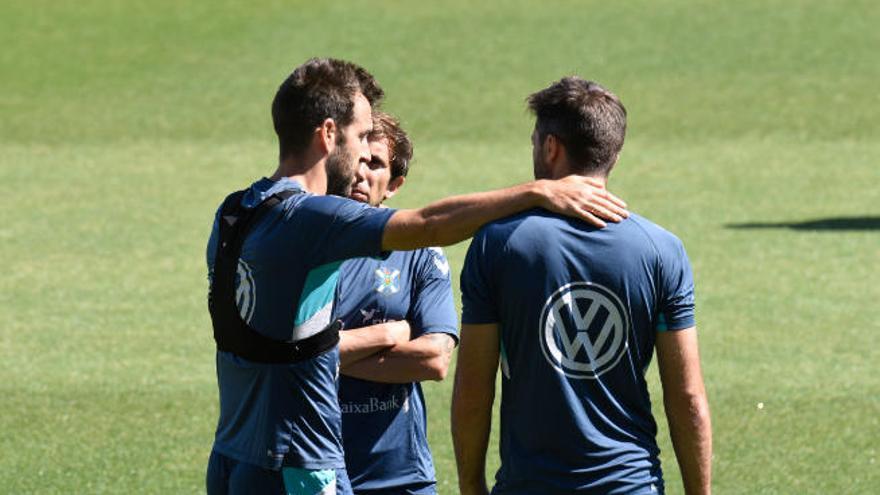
[369,111,413,179]
[527,77,627,177]
[272,58,384,159]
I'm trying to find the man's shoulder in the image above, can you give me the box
[387,245,443,261]
[476,207,555,239]
[342,247,448,278]
[624,213,688,255]
[474,209,688,259]
[238,177,376,218]
[236,177,307,207]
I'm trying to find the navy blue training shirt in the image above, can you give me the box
[461,209,695,495]
[334,247,458,492]
[206,177,395,471]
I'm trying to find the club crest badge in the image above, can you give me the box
[375,267,400,295]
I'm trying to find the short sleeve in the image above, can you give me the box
[460,227,499,324]
[295,195,396,264]
[657,237,696,332]
[408,248,458,342]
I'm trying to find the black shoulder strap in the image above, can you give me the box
[208,189,340,363]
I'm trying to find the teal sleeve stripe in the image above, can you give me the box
[655,313,668,332]
[656,313,695,332]
[294,261,342,326]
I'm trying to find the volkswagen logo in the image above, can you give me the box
[539,282,630,379]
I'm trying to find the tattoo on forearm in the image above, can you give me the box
[428,333,456,357]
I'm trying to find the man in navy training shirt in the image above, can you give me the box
[452,77,712,495]
[205,59,631,495]
[333,111,457,494]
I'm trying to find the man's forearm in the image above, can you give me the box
[383,182,539,251]
[656,328,712,495]
[451,323,500,495]
[451,381,493,495]
[337,321,409,367]
[340,333,455,383]
[382,177,627,251]
[666,394,712,494]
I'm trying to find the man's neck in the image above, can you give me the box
[552,169,607,189]
[270,154,327,195]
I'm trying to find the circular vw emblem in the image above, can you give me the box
[539,282,630,380]
[235,260,256,323]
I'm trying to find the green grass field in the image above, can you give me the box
[2,1,878,493]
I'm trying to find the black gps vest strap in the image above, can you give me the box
[208,189,341,363]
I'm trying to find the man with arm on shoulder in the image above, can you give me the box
[333,111,456,494]
[205,58,629,495]
[452,77,712,495]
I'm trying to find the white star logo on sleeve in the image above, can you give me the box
[432,257,450,276]
[428,247,450,277]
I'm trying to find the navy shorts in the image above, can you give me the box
[354,482,436,495]
[207,449,352,495]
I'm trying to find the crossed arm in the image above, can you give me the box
[339,326,457,383]
[337,320,411,367]
[656,327,712,495]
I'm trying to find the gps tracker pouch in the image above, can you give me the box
[209,189,341,363]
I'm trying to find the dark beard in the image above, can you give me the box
[326,144,355,197]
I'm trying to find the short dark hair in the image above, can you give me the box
[527,77,627,176]
[272,58,384,159]
[369,111,413,179]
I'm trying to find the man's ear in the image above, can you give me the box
[384,175,406,201]
[383,175,406,201]
[543,134,560,163]
[317,118,337,153]
[542,134,565,176]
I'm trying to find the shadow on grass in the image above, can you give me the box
[726,216,880,231]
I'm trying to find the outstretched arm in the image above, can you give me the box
[656,327,712,495]
[341,333,456,383]
[382,176,627,251]
[451,323,500,495]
